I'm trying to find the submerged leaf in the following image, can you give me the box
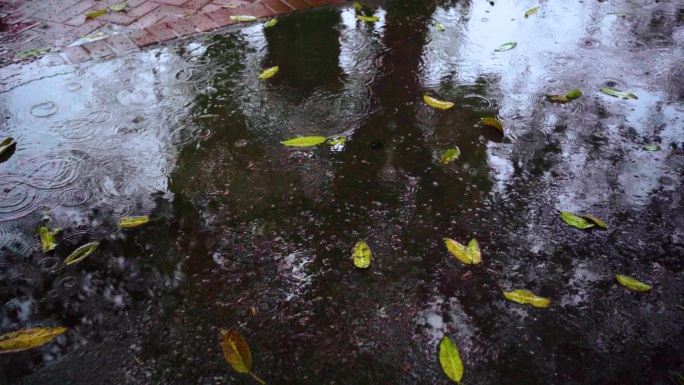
[480,117,504,134]
[524,7,539,17]
[495,42,517,52]
[561,211,595,229]
[220,329,252,373]
[582,215,607,229]
[64,241,99,265]
[353,241,372,268]
[601,88,638,99]
[353,2,363,10]
[0,327,67,353]
[118,216,151,228]
[37,225,59,252]
[644,145,660,151]
[86,9,106,19]
[356,15,379,22]
[108,2,127,11]
[440,148,460,164]
[0,137,17,157]
[503,289,550,307]
[230,15,257,21]
[566,89,582,99]
[445,238,481,265]
[439,336,464,383]
[258,66,279,79]
[424,95,454,110]
[264,18,278,28]
[434,23,445,31]
[616,274,651,292]
[282,136,326,147]
[547,95,569,103]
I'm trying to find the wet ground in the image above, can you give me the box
[1,0,684,383]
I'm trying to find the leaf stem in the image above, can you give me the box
[249,371,266,385]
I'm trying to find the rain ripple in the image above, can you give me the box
[0,177,46,222]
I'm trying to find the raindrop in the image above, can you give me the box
[65,83,82,92]
[30,102,59,118]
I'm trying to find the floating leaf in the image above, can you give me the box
[434,23,445,31]
[118,216,151,228]
[353,2,363,10]
[439,336,464,383]
[86,9,106,19]
[560,211,595,229]
[230,15,257,21]
[108,2,127,11]
[503,289,550,307]
[282,136,326,147]
[423,95,454,110]
[353,241,371,268]
[524,7,539,17]
[615,274,651,292]
[644,145,660,151]
[220,330,265,384]
[258,66,279,79]
[445,238,481,265]
[495,42,517,52]
[480,117,504,134]
[16,48,50,59]
[64,241,99,265]
[607,12,627,17]
[440,148,460,164]
[0,327,67,353]
[547,95,569,103]
[36,225,59,252]
[582,215,607,229]
[600,88,637,99]
[356,15,379,22]
[264,18,277,28]
[566,89,582,100]
[0,137,17,157]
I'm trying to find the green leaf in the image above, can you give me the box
[565,90,582,99]
[439,336,464,383]
[561,211,595,229]
[440,148,460,164]
[220,330,266,384]
[264,18,278,28]
[600,88,638,99]
[0,137,17,157]
[445,238,481,265]
[86,9,106,19]
[582,215,607,229]
[495,42,517,52]
[524,7,539,17]
[64,241,100,265]
[644,145,660,151]
[258,66,279,79]
[0,327,67,353]
[356,15,380,22]
[353,2,363,10]
[434,23,445,31]
[230,15,257,22]
[547,95,569,103]
[480,117,504,134]
[108,2,127,11]
[353,241,371,268]
[424,95,454,110]
[615,274,651,292]
[118,216,151,228]
[37,225,59,252]
[282,136,327,147]
[503,289,550,307]
[16,48,51,59]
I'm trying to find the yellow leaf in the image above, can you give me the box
[615,274,651,292]
[230,15,257,21]
[466,238,481,264]
[445,238,481,265]
[353,241,371,268]
[118,216,151,228]
[480,117,504,134]
[0,327,67,353]
[64,241,100,265]
[282,136,326,147]
[503,289,550,308]
[524,7,539,17]
[108,2,127,12]
[86,9,106,19]
[356,15,379,22]
[582,215,607,229]
[258,66,279,79]
[439,336,463,383]
[424,95,454,110]
[220,330,266,384]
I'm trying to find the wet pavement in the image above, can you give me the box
[1,0,684,384]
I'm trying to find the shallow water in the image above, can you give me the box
[1,0,683,383]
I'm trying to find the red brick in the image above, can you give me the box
[126,29,159,47]
[281,0,311,11]
[205,8,236,27]
[60,44,90,63]
[0,1,31,13]
[183,0,212,10]
[64,14,87,26]
[82,39,115,58]
[62,0,98,16]
[239,2,272,18]
[185,13,218,32]
[129,8,165,29]
[94,11,136,25]
[154,0,189,5]
[29,9,74,22]
[324,0,346,3]
[145,22,177,41]
[300,0,324,6]
[126,0,149,7]
[64,19,103,39]
[2,8,36,23]
[200,3,222,13]
[126,1,159,18]
[34,21,75,35]
[260,0,291,14]
[105,34,138,53]
[167,17,195,36]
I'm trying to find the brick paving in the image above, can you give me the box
[0,0,345,66]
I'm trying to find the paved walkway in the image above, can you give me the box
[0,0,345,65]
